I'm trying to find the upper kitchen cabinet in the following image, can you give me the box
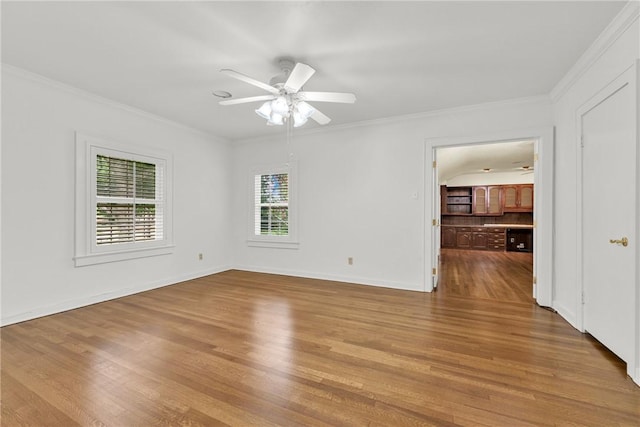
[503,184,534,212]
[473,186,503,216]
[442,186,473,215]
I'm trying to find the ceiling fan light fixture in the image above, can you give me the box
[268,113,285,126]
[222,59,355,129]
[293,101,315,128]
[271,96,289,115]
[255,101,273,120]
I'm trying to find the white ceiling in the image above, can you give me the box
[1,1,626,141]
[437,140,535,181]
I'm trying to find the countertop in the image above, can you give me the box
[442,224,534,229]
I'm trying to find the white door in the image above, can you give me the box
[581,66,637,369]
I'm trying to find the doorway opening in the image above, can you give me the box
[425,129,553,308]
[436,140,535,302]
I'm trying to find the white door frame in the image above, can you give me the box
[424,126,554,308]
[575,62,639,385]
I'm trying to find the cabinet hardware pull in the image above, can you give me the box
[609,237,628,247]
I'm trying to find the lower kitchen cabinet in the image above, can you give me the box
[456,229,471,248]
[441,226,507,251]
[471,228,488,249]
[442,227,457,248]
[486,227,506,251]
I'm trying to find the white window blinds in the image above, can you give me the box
[95,154,164,246]
[254,172,289,236]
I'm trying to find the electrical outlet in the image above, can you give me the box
[198,253,203,261]
[348,257,353,265]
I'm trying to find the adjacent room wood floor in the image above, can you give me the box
[438,248,534,303]
[2,257,639,425]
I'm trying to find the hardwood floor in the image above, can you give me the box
[2,269,639,426]
[438,249,534,303]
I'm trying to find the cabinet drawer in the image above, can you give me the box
[486,228,505,233]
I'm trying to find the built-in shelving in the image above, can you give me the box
[442,186,473,215]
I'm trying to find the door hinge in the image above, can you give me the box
[433,160,437,168]
[432,219,439,226]
[534,153,539,162]
[533,220,537,229]
[432,268,437,276]
[533,276,537,284]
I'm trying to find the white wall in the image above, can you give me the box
[551,6,639,327]
[444,171,534,187]
[232,97,552,291]
[1,67,233,325]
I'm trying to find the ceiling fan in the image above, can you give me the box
[218,58,356,127]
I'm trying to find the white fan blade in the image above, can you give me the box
[219,95,275,106]
[220,69,279,94]
[284,63,316,93]
[298,91,356,103]
[310,107,331,125]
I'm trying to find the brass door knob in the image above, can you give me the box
[609,237,629,247]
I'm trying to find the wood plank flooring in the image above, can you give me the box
[438,249,534,303]
[2,268,639,426]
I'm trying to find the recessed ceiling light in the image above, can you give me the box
[212,90,232,99]
[521,165,531,170]
[483,168,491,172]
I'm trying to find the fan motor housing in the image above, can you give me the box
[269,57,297,87]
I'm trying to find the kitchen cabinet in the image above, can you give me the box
[486,227,506,251]
[441,227,457,248]
[473,186,503,216]
[441,226,507,251]
[456,228,471,248]
[442,186,473,215]
[443,184,528,216]
[503,184,533,212]
[471,228,488,249]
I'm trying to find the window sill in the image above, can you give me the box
[247,240,299,249]
[74,245,175,267]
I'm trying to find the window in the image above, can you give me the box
[95,155,162,246]
[255,173,289,236]
[75,133,173,266]
[249,163,297,248]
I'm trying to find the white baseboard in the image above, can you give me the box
[233,264,424,293]
[552,300,578,331]
[1,265,231,326]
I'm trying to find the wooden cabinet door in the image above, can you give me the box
[503,184,533,212]
[519,185,533,211]
[503,185,518,210]
[441,227,456,248]
[487,186,503,215]
[472,187,487,215]
[471,232,488,249]
[474,186,502,216]
[456,231,471,248]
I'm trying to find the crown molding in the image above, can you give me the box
[235,94,552,145]
[550,1,639,102]
[1,63,230,144]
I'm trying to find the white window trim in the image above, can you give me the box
[247,162,298,249]
[74,133,174,266]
